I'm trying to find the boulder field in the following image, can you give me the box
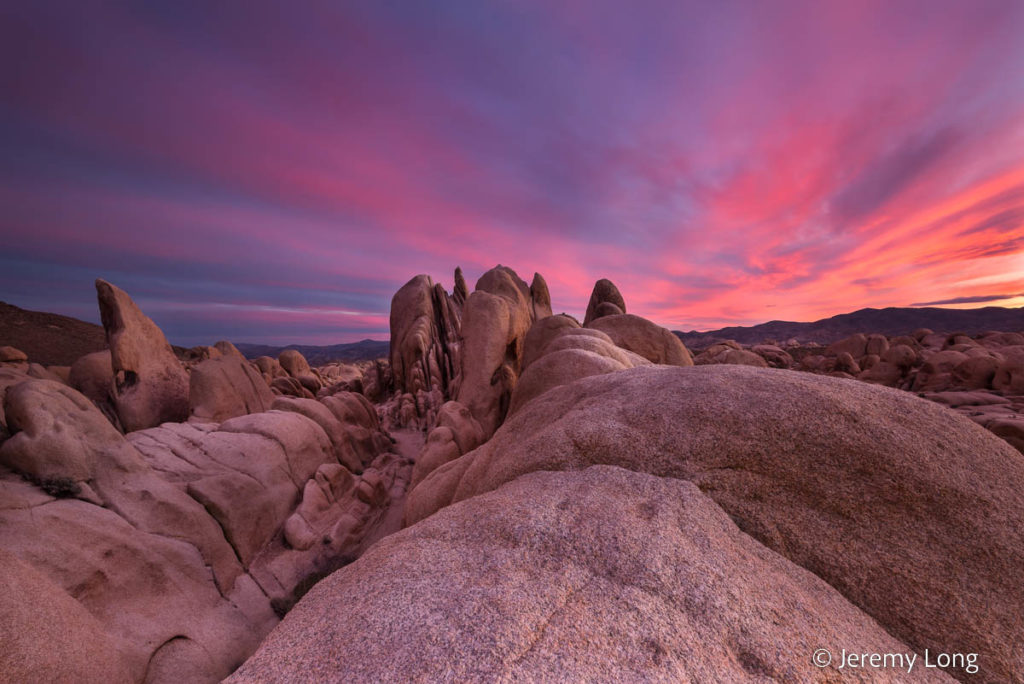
[400,364,1024,683]
[0,281,411,683]
[689,329,1024,455]
[2,266,1023,682]
[230,361,1024,683]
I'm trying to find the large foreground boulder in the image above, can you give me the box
[231,467,951,683]
[0,375,403,682]
[406,364,1024,683]
[0,469,273,683]
[95,279,189,431]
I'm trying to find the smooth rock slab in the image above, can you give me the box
[231,467,952,683]
[0,548,133,683]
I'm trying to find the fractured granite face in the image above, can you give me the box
[0,373,406,683]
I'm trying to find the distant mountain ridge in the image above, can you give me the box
[235,340,390,365]
[5,298,1020,366]
[0,300,107,366]
[674,306,1024,349]
[0,300,391,367]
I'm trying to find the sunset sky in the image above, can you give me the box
[2,1,1023,345]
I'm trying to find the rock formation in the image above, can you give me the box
[3,267,1023,683]
[68,349,118,427]
[389,274,461,397]
[270,375,314,399]
[529,272,553,320]
[0,379,272,680]
[406,364,1024,682]
[456,265,549,437]
[694,340,768,367]
[315,361,365,396]
[95,279,190,431]
[993,346,1024,393]
[254,355,289,383]
[452,266,469,307]
[409,401,484,488]
[188,355,276,423]
[508,316,650,416]
[582,278,626,326]
[586,313,693,366]
[686,328,1024,455]
[0,548,133,682]
[0,367,406,682]
[0,346,27,363]
[386,272,464,429]
[750,343,794,368]
[230,467,952,683]
[278,349,322,394]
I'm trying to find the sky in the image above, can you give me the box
[1,1,1023,346]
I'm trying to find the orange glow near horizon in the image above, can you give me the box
[1,1,1023,344]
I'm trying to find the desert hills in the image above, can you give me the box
[1,266,1023,682]
[675,304,1024,348]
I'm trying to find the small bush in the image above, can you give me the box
[21,473,80,498]
[40,477,80,498]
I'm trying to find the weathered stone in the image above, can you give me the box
[951,355,998,390]
[189,356,275,423]
[992,347,1024,394]
[834,351,861,375]
[95,279,189,431]
[456,266,536,437]
[751,344,794,368]
[582,278,626,326]
[529,272,553,320]
[388,273,462,420]
[825,333,867,359]
[278,350,321,393]
[0,346,28,363]
[587,313,693,366]
[865,333,889,357]
[407,364,1024,682]
[0,548,133,683]
[912,350,970,392]
[234,467,953,683]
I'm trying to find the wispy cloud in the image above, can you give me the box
[1,1,1022,344]
[910,293,1024,307]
